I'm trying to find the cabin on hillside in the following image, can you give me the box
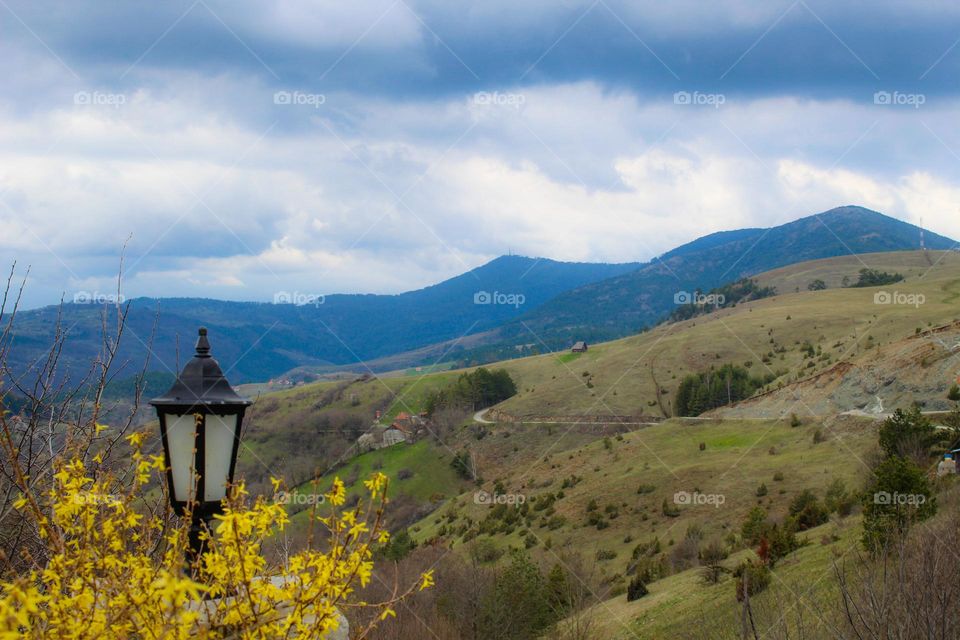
[383,422,412,447]
[571,341,588,353]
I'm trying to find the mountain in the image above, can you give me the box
[485,206,957,353]
[4,256,641,386]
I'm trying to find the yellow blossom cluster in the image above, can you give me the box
[0,431,432,639]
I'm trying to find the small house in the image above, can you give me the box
[571,341,588,353]
[383,422,412,447]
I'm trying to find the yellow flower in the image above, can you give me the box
[125,432,145,448]
[327,478,346,506]
[419,570,435,591]
[0,463,425,638]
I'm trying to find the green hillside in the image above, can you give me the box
[491,250,960,418]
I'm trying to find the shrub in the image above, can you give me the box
[626,575,648,601]
[949,384,960,402]
[824,478,855,516]
[756,483,768,497]
[662,498,680,518]
[735,560,771,601]
[0,445,429,638]
[788,489,829,531]
[470,538,503,563]
[741,506,768,546]
[699,539,730,584]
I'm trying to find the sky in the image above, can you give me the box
[3,0,960,308]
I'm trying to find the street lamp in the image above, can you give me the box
[149,327,252,559]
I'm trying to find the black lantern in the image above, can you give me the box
[149,328,252,550]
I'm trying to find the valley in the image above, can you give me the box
[222,246,960,638]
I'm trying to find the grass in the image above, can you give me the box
[591,516,863,639]
[293,439,466,505]
[410,415,877,583]
[487,251,960,418]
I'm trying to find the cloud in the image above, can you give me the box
[2,4,960,308]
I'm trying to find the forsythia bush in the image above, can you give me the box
[0,430,431,639]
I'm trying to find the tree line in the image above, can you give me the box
[425,367,517,414]
[674,364,776,416]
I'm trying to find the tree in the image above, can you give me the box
[948,383,960,402]
[807,279,827,291]
[862,455,936,552]
[850,268,904,288]
[479,550,555,640]
[382,528,417,561]
[675,364,775,416]
[451,450,475,480]
[546,564,570,613]
[878,406,938,464]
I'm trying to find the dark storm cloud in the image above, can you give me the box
[3,0,959,100]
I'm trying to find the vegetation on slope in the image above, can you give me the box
[674,364,777,416]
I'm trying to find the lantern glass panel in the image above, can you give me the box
[203,413,238,502]
[166,413,198,503]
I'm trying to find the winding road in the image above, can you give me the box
[473,409,495,424]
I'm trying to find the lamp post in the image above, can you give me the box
[149,327,252,562]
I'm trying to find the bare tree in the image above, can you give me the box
[0,258,163,573]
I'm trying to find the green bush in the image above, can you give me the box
[735,560,771,601]
[626,575,648,602]
[788,489,829,531]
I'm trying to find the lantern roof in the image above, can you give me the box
[149,327,252,411]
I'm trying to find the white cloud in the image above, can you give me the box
[3,75,960,308]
